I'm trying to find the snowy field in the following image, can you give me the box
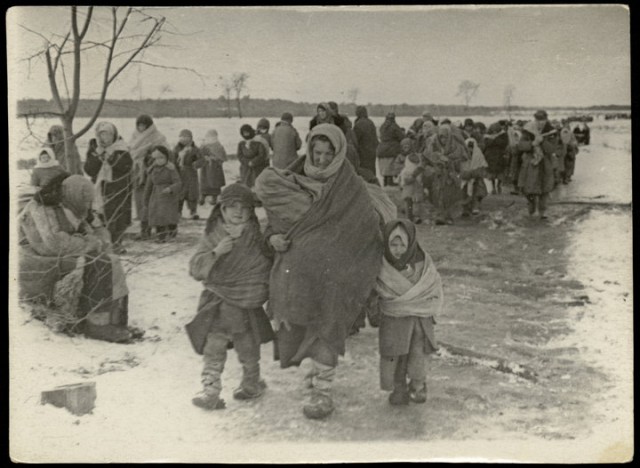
[9,114,633,463]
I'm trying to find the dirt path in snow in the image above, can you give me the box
[11,190,632,463]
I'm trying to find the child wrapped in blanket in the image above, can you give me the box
[374,219,444,405]
[187,183,274,410]
[30,147,69,188]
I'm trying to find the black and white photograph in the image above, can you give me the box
[7,5,632,463]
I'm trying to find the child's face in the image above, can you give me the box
[401,142,412,154]
[39,151,51,164]
[179,135,192,146]
[137,123,148,133]
[312,140,335,170]
[98,131,115,147]
[152,150,168,166]
[221,200,251,225]
[389,236,408,259]
[317,108,327,120]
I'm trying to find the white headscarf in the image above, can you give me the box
[304,123,346,181]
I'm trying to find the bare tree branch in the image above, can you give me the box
[129,60,208,85]
[52,32,71,73]
[45,48,66,114]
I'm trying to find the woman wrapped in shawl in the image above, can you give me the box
[461,138,490,216]
[374,219,443,405]
[187,183,274,411]
[84,122,133,253]
[516,121,556,219]
[254,123,383,420]
[422,124,469,225]
[19,174,135,343]
[129,115,171,240]
[377,112,406,186]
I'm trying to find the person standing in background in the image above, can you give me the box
[271,112,302,169]
[353,105,379,175]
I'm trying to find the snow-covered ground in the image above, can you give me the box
[9,115,633,463]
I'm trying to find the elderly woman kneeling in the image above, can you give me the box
[18,174,136,343]
[255,124,383,419]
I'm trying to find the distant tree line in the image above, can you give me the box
[16,98,631,119]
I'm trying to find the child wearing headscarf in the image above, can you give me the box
[255,118,272,156]
[374,219,443,405]
[187,183,274,411]
[30,147,69,188]
[237,124,269,188]
[199,130,227,205]
[398,138,424,224]
[174,129,203,220]
[143,145,182,242]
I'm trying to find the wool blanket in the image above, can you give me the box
[255,157,382,364]
[186,215,273,354]
[375,254,443,319]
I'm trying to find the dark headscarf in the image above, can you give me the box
[240,124,256,140]
[383,219,425,271]
[385,112,396,122]
[136,114,154,130]
[355,106,368,119]
[257,118,270,131]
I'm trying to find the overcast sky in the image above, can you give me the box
[7,5,630,107]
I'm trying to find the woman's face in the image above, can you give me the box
[221,201,251,225]
[39,151,51,164]
[152,150,167,166]
[311,140,335,170]
[98,131,115,147]
[179,135,192,146]
[389,236,408,259]
[317,108,327,120]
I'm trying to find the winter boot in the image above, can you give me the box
[409,381,427,404]
[233,379,267,400]
[302,360,335,419]
[192,385,226,410]
[82,321,132,344]
[134,222,151,241]
[389,378,410,406]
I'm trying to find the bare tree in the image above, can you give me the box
[347,87,359,104]
[503,84,516,120]
[19,7,169,174]
[218,76,233,118]
[456,80,480,109]
[231,72,249,118]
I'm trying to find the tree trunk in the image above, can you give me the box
[235,97,242,118]
[62,118,83,175]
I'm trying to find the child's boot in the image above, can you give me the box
[192,384,226,410]
[409,381,427,404]
[389,381,410,406]
[134,221,150,241]
[233,333,265,400]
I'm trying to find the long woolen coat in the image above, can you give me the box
[199,143,227,197]
[144,163,182,226]
[84,147,133,242]
[237,139,269,188]
[174,142,203,202]
[353,112,379,174]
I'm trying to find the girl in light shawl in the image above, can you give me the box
[375,219,443,405]
[84,122,133,253]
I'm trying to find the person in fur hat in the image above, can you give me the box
[187,183,274,410]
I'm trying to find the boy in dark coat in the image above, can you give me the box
[174,129,203,220]
[187,183,274,410]
[143,146,182,242]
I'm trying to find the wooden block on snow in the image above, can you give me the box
[41,382,96,416]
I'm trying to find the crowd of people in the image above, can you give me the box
[17,104,587,419]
